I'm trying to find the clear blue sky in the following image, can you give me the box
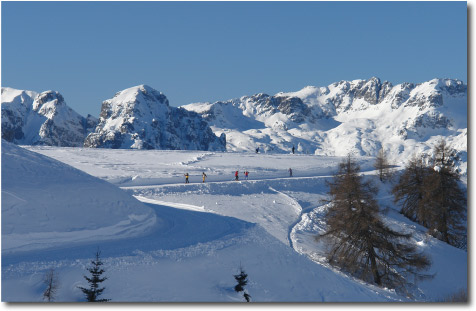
[2,1,467,117]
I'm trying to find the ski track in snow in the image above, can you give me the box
[268,187,304,249]
[124,175,330,256]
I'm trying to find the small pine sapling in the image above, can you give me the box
[78,250,110,302]
[233,265,251,302]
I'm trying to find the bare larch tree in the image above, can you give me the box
[392,154,433,225]
[43,268,59,302]
[374,147,392,182]
[318,155,431,296]
[393,140,467,249]
[426,140,467,248]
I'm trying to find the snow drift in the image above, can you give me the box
[1,140,158,253]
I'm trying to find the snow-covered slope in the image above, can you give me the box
[4,147,466,302]
[183,77,467,173]
[2,146,407,302]
[1,87,98,146]
[84,85,226,151]
[1,140,157,253]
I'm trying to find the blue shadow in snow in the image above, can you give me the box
[2,204,254,267]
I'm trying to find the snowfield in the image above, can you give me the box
[1,144,467,302]
[1,142,157,254]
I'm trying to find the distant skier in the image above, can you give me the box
[235,170,239,181]
[202,172,207,183]
[288,168,293,177]
[292,145,295,154]
[244,170,249,180]
[255,147,259,154]
[184,173,189,183]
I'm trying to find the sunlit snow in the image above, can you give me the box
[2,143,467,302]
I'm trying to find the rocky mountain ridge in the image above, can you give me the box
[183,77,467,173]
[1,87,97,146]
[84,85,226,151]
[2,85,226,151]
[2,77,467,173]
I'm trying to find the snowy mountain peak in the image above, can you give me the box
[427,78,467,96]
[183,77,466,174]
[99,84,169,123]
[110,84,169,108]
[32,90,66,117]
[1,87,38,104]
[1,87,97,146]
[85,85,226,150]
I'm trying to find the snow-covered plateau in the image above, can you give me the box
[1,142,467,302]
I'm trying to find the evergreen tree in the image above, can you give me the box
[78,250,110,302]
[233,265,251,302]
[374,148,392,182]
[43,268,59,302]
[318,155,431,295]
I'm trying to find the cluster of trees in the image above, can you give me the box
[318,156,431,296]
[392,140,467,249]
[318,140,466,296]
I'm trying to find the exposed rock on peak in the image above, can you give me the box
[1,88,97,146]
[182,77,467,174]
[84,85,226,151]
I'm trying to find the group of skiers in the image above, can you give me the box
[183,168,294,184]
[182,145,298,184]
[184,172,208,183]
[256,145,295,154]
[234,170,249,181]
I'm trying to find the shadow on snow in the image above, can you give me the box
[2,204,254,267]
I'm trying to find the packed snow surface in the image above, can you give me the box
[1,145,467,302]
